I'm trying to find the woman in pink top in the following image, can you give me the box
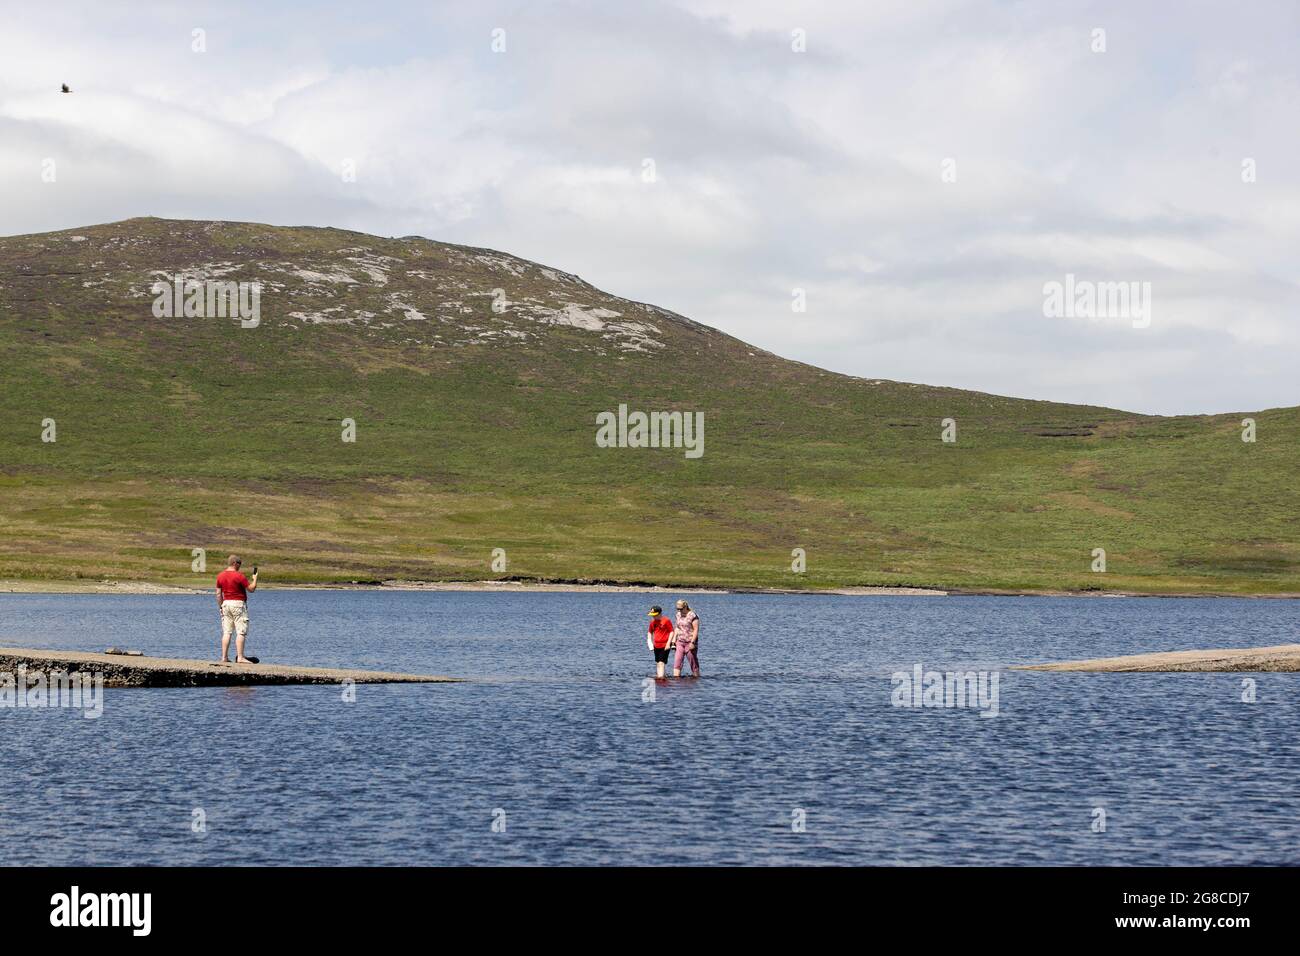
[672,599,700,677]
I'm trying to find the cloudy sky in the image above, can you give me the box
[2,0,1297,414]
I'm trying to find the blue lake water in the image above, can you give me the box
[1,590,1298,865]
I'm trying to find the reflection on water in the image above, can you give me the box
[2,591,1298,865]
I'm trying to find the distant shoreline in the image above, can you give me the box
[1,579,1297,598]
[1017,643,1300,672]
[0,578,943,597]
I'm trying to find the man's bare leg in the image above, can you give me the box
[236,634,254,664]
[220,632,230,663]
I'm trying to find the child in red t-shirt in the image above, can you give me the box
[646,606,675,678]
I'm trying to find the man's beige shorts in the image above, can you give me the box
[221,600,250,640]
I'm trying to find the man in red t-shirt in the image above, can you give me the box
[216,554,258,664]
[647,605,675,678]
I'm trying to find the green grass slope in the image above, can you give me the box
[1,217,1296,593]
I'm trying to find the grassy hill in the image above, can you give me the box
[1,217,1296,594]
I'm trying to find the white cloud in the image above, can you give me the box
[1,0,1297,414]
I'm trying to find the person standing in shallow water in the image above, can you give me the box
[647,605,674,678]
[672,599,700,677]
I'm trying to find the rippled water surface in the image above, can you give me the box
[2,591,1298,865]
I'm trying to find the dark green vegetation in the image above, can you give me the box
[1,218,1296,593]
